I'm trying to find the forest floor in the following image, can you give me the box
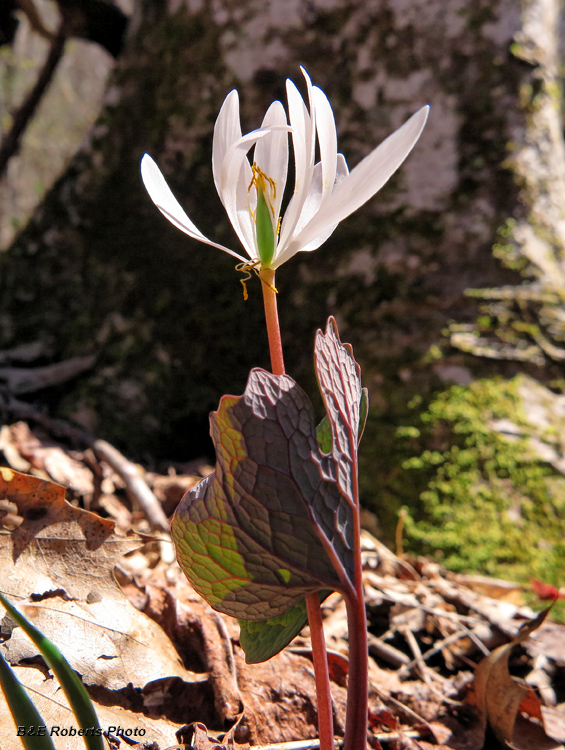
[0,416,564,750]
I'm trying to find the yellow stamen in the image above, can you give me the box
[235,260,278,300]
[248,163,277,217]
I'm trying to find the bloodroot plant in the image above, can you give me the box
[142,68,428,750]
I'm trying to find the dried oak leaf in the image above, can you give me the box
[0,468,204,691]
[0,664,183,749]
[466,607,563,750]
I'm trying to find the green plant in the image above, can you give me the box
[142,68,428,750]
[400,378,565,618]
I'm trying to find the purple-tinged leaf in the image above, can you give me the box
[314,317,362,507]
[171,369,354,621]
[239,384,368,662]
[240,379,369,663]
[317,387,369,455]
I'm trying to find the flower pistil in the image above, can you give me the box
[249,163,278,267]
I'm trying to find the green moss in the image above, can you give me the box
[399,377,565,618]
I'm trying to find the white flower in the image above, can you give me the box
[141,68,428,271]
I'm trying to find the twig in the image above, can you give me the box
[249,733,424,750]
[18,0,56,41]
[91,440,169,531]
[399,625,460,705]
[0,395,170,531]
[0,354,96,394]
[399,625,439,685]
[200,610,241,724]
[367,634,410,668]
[368,681,436,740]
[395,509,407,558]
[0,20,66,179]
[397,627,485,678]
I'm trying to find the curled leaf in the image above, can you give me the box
[171,369,352,621]
[172,317,366,666]
[314,316,363,506]
[466,607,561,750]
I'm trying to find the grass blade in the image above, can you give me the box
[0,650,56,750]
[0,593,103,750]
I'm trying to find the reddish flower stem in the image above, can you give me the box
[261,268,334,750]
[306,592,335,750]
[343,404,368,750]
[343,600,368,750]
[343,542,368,750]
[260,269,285,377]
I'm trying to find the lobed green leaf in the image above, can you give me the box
[171,372,352,621]
[172,317,366,661]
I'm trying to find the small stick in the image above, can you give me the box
[93,439,169,531]
[0,396,169,531]
[0,21,66,178]
[400,625,460,705]
[367,634,411,668]
[250,732,423,750]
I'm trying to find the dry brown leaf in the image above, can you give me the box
[527,620,565,667]
[0,664,184,749]
[0,467,134,601]
[0,424,32,472]
[0,468,204,692]
[456,575,524,605]
[1,596,202,690]
[542,707,565,745]
[8,422,94,495]
[466,607,563,749]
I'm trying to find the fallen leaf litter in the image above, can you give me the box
[0,419,563,750]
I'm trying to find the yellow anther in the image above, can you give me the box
[235,261,257,301]
[248,163,277,218]
[235,260,278,300]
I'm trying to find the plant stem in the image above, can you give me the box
[260,268,334,750]
[344,454,368,750]
[306,592,335,750]
[343,591,368,750]
[260,269,285,377]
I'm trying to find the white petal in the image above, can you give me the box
[289,105,429,254]
[273,154,349,268]
[212,90,241,205]
[289,161,325,239]
[277,73,316,250]
[220,127,282,260]
[140,154,247,262]
[312,85,337,208]
[234,159,257,258]
[254,100,289,221]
